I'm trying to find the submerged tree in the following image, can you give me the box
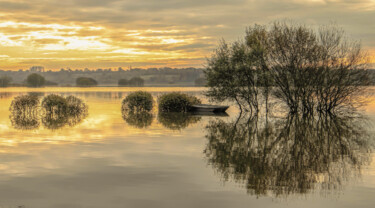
[205,22,370,114]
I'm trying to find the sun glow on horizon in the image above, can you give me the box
[0,0,374,70]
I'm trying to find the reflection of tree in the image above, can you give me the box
[122,111,153,128]
[158,112,201,130]
[9,95,40,130]
[204,113,372,197]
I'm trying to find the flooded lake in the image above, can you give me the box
[1,87,375,208]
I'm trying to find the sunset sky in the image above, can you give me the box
[0,0,374,71]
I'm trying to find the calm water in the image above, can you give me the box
[1,87,375,208]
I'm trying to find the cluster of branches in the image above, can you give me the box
[205,22,370,114]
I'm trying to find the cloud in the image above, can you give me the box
[0,0,374,70]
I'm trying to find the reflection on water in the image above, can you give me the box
[122,111,154,128]
[9,94,88,130]
[204,113,372,197]
[0,88,375,208]
[41,112,88,130]
[158,112,201,130]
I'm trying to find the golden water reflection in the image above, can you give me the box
[204,113,373,197]
[0,87,375,207]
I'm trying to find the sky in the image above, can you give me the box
[0,0,374,71]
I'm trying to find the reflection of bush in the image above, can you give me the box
[158,92,201,112]
[158,112,201,130]
[41,114,69,130]
[9,95,40,130]
[122,111,153,128]
[204,113,371,197]
[10,114,40,130]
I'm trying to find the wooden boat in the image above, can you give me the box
[190,104,229,112]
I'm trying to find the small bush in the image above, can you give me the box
[41,95,88,129]
[66,95,88,115]
[41,94,68,115]
[10,95,39,113]
[158,92,201,112]
[9,95,40,130]
[122,91,153,113]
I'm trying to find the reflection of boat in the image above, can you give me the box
[190,104,229,112]
[190,111,229,117]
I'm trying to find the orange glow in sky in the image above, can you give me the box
[0,0,374,70]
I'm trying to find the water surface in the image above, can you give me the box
[0,87,375,208]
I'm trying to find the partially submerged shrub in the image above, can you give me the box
[158,112,201,130]
[10,95,39,114]
[9,95,40,130]
[122,111,153,128]
[66,95,88,115]
[122,91,153,113]
[158,92,201,112]
[41,94,68,115]
[41,94,88,129]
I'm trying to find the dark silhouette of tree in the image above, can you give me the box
[0,76,12,87]
[194,77,206,86]
[205,22,370,114]
[128,77,144,86]
[118,78,129,86]
[27,73,45,87]
[76,77,98,87]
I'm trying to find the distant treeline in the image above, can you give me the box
[0,67,205,87]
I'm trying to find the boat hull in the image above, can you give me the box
[190,104,229,112]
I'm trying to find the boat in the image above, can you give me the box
[190,104,229,112]
[190,111,229,117]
